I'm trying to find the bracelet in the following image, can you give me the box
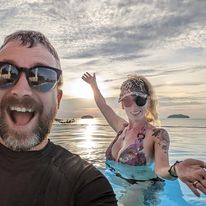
[168,161,183,178]
[173,160,183,175]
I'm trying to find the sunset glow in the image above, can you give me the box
[63,79,94,99]
[1,1,206,119]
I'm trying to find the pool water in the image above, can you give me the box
[50,118,206,205]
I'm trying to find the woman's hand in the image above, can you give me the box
[175,159,206,197]
[82,72,97,87]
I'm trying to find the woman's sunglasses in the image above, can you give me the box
[122,95,147,107]
[0,62,62,92]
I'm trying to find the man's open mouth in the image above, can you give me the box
[7,106,36,126]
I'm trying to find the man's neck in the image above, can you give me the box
[29,138,49,151]
[0,137,49,151]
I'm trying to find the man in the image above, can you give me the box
[0,30,117,206]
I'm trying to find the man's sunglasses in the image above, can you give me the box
[122,95,147,107]
[0,62,62,92]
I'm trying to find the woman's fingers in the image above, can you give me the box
[82,72,96,85]
[82,73,90,80]
[82,72,94,79]
[186,182,201,197]
[202,168,206,180]
[195,181,206,195]
[195,167,206,188]
[82,73,90,79]
[185,177,206,197]
[85,72,92,77]
[81,75,87,81]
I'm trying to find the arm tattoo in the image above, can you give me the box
[152,129,170,154]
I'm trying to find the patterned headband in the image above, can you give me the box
[119,78,148,102]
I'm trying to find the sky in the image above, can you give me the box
[0,0,206,119]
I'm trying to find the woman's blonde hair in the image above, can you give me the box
[123,74,159,126]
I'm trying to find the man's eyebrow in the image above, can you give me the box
[30,62,51,67]
[0,59,17,65]
[0,59,51,68]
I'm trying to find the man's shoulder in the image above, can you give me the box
[49,141,87,168]
[48,141,117,205]
[49,141,101,181]
[49,141,78,160]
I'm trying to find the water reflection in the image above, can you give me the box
[78,119,97,161]
[79,124,96,148]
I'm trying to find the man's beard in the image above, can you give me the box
[0,95,56,151]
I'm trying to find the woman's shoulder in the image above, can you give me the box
[147,125,169,140]
[148,126,170,145]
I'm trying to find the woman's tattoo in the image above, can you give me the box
[152,129,170,153]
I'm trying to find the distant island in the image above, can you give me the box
[168,114,190,118]
[81,115,94,119]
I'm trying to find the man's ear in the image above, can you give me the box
[57,89,63,109]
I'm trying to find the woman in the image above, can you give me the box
[82,72,206,205]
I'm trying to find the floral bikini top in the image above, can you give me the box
[106,123,147,166]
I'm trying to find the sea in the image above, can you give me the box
[50,118,206,206]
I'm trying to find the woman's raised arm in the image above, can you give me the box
[82,72,127,132]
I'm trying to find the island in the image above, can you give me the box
[168,114,190,118]
[81,115,94,119]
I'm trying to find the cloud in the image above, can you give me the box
[55,0,206,58]
[1,0,206,118]
[1,0,206,58]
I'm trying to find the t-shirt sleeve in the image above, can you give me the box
[74,164,117,206]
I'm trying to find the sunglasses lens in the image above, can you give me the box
[29,67,58,92]
[0,64,18,88]
[135,96,147,106]
[0,63,61,92]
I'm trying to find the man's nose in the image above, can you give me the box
[10,73,32,97]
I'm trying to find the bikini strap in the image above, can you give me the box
[137,122,148,139]
[117,122,129,136]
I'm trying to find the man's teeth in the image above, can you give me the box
[10,106,33,113]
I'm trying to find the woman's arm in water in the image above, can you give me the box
[82,72,127,132]
[153,128,206,197]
